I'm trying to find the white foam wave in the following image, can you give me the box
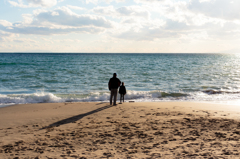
[0,91,179,105]
[0,93,64,105]
[1,90,240,106]
[80,90,170,102]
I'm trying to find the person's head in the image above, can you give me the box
[113,73,117,77]
[122,82,124,86]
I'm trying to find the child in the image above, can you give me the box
[119,82,126,103]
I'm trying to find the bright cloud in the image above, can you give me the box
[1,0,240,52]
[0,30,18,42]
[8,0,57,8]
[189,0,240,20]
[93,6,150,19]
[27,0,57,7]
[85,0,125,4]
[0,20,12,27]
[0,6,113,36]
[34,7,113,28]
[67,5,87,11]
[134,0,166,4]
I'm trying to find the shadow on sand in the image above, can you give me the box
[95,102,108,105]
[41,104,113,129]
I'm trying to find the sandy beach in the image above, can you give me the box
[1,102,240,158]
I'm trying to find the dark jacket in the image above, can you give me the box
[108,77,121,90]
[119,85,126,94]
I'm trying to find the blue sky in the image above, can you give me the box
[0,0,240,53]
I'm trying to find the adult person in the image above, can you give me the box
[108,73,121,105]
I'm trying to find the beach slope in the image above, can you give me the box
[1,102,240,158]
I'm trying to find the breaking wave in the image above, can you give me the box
[202,90,240,95]
[1,90,240,107]
[0,91,188,106]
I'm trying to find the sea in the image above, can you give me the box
[1,53,240,107]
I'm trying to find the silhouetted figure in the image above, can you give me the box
[108,73,121,105]
[119,82,126,104]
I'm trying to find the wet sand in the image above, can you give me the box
[1,102,240,158]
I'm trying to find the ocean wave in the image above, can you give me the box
[0,93,64,105]
[203,90,223,94]
[0,62,35,66]
[1,90,240,106]
[202,90,240,95]
[0,91,188,105]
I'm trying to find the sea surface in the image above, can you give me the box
[1,53,240,107]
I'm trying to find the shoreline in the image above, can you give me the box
[1,101,240,158]
[1,98,240,107]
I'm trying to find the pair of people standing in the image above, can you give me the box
[108,73,126,105]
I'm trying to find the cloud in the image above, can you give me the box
[164,19,191,31]
[26,0,57,7]
[0,20,12,27]
[114,25,178,41]
[188,0,240,20]
[85,0,125,4]
[35,7,113,28]
[205,22,240,40]
[180,31,209,41]
[86,0,98,4]
[54,39,82,43]
[8,0,57,8]
[67,5,86,11]
[13,38,37,43]
[93,6,115,15]
[93,6,150,19]
[117,6,149,18]
[0,7,113,36]
[2,25,104,35]
[3,0,240,48]
[0,30,17,42]
[112,13,240,42]
[134,0,166,4]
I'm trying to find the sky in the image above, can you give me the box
[0,0,240,53]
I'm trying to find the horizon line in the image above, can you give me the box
[0,52,236,54]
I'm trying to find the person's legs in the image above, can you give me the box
[113,89,118,105]
[120,94,123,103]
[123,95,124,102]
[110,89,114,105]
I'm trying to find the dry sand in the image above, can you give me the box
[1,101,240,158]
